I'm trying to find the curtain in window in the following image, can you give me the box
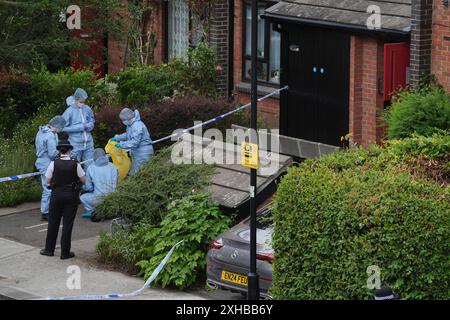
[245,6,265,57]
[269,25,281,83]
[168,0,190,59]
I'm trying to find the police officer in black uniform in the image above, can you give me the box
[40,140,86,260]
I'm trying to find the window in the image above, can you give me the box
[243,1,281,85]
[167,0,206,59]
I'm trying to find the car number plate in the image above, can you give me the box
[221,270,248,286]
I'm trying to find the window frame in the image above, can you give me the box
[242,0,280,86]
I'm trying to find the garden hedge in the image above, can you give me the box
[272,134,450,299]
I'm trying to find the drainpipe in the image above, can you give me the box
[228,0,235,98]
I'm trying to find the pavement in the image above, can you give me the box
[0,205,242,300]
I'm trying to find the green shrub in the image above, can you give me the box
[136,193,232,289]
[112,44,218,106]
[272,136,449,300]
[29,67,98,108]
[96,222,154,274]
[12,104,62,145]
[95,148,216,223]
[385,85,450,140]
[96,193,232,289]
[0,72,35,137]
[93,95,245,149]
[0,68,114,139]
[173,43,218,99]
[113,65,176,107]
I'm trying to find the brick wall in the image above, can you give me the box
[233,0,280,128]
[235,91,280,128]
[410,0,434,85]
[431,0,450,91]
[107,1,165,73]
[349,36,386,147]
[153,3,166,65]
[210,0,230,96]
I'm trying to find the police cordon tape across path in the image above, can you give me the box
[0,86,288,184]
[35,240,184,300]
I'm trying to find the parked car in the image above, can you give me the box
[206,203,274,299]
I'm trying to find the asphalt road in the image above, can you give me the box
[0,208,242,300]
[0,208,110,248]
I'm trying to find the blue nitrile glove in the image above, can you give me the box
[115,142,122,148]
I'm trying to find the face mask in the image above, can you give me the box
[50,126,61,133]
[122,120,130,126]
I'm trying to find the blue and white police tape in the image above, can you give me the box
[35,240,184,300]
[0,172,41,183]
[151,85,288,145]
[0,155,108,184]
[0,85,288,183]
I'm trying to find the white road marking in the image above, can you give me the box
[25,223,48,230]
[38,226,62,233]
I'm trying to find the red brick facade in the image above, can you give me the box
[232,0,280,128]
[431,0,450,92]
[349,36,386,147]
[104,0,448,147]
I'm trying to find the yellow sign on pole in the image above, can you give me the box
[241,142,259,169]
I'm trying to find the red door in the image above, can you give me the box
[383,42,410,101]
[70,29,105,78]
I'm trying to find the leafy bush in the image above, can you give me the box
[137,193,232,289]
[97,222,154,274]
[386,133,450,185]
[12,104,62,145]
[93,95,245,148]
[29,67,109,110]
[272,135,449,300]
[173,43,218,99]
[97,193,232,289]
[0,72,35,137]
[112,44,218,106]
[95,148,216,223]
[112,65,176,107]
[0,68,113,139]
[385,85,450,140]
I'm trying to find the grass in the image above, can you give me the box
[0,139,41,207]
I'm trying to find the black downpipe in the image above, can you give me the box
[228,0,235,98]
[247,0,260,301]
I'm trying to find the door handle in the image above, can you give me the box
[289,45,300,52]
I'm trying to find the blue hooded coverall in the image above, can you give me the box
[80,155,118,214]
[35,126,59,215]
[63,96,95,166]
[114,110,154,175]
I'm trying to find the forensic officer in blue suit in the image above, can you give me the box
[35,115,66,221]
[112,108,154,175]
[62,88,95,167]
[80,148,119,219]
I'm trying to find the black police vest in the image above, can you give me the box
[52,159,79,191]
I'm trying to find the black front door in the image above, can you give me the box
[280,26,350,146]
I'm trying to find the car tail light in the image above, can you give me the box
[256,252,274,262]
[210,239,224,250]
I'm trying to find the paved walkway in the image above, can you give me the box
[0,205,241,300]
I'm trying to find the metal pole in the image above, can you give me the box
[247,0,260,300]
